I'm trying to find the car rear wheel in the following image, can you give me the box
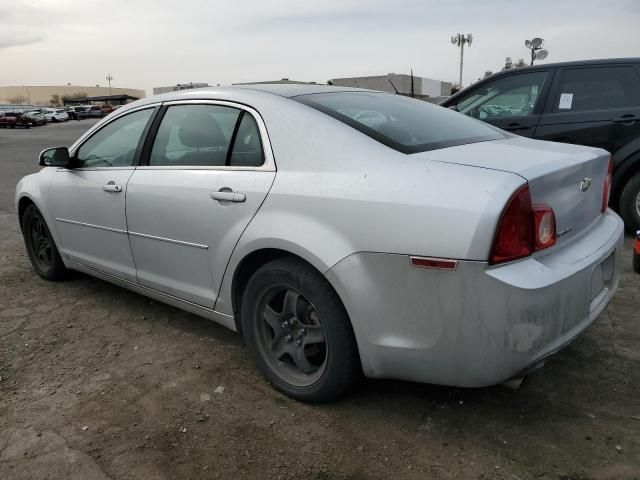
[241,257,359,403]
[619,173,640,233]
[21,204,67,280]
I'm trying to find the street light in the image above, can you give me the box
[524,37,549,66]
[451,33,473,88]
[105,73,114,98]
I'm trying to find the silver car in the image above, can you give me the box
[15,85,623,402]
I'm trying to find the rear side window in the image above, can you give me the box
[149,104,264,167]
[295,92,505,154]
[552,66,640,112]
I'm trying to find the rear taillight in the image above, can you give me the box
[490,184,556,265]
[602,157,612,213]
[533,206,556,250]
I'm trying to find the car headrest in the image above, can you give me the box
[178,111,227,148]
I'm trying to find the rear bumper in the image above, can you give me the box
[326,210,624,387]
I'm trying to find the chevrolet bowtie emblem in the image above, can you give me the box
[579,177,592,192]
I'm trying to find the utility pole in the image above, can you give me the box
[105,73,114,98]
[451,33,472,88]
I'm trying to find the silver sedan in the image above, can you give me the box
[15,85,623,402]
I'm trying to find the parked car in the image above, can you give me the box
[0,111,32,128]
[441,58,640,232]
[16,85,622,402]
[23,109,47,126]
[44,109,69,122]
[77,105,104,119]
[64,107,80,120]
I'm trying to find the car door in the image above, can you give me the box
[453,70,552,137]
[125,101,276,308]
[535,63,640,156]
[47,106,157,282]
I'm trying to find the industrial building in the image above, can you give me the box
[0,85,145,106]
[329,73,452,102]
[153,83,210,95]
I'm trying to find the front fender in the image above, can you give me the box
[15,169,59,246]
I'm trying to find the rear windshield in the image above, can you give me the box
[295,92,506,154]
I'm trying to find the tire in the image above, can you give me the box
[21,204,67,281]
[619,173,640,233]
[241,257,360,403]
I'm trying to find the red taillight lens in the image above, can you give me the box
[490,185,534,265]
[490,184,557,265]
[602,157,612,213]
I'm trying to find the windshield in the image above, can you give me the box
[295,92,505,154]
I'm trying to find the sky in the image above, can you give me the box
[0,0,639,95]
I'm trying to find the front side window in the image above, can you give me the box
[458,72,548,120]
[552,66,640,112]
[296,92,505,154]
[149,104,264,167]
[75,108,153,168]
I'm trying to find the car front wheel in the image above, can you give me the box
[619,173,640,233]
[241,257,360,403]
[21,204,67,280]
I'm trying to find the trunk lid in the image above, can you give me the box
[420,137,610,246]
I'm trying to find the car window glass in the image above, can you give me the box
[458,72,548,120]
[229,113,264,167]
[296,92,505,154]
[75,108,153,168]
[149,105,241,167]
[553,66,640,112]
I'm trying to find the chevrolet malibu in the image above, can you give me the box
[15,85,623,402]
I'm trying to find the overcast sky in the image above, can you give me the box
[1,0,639,94]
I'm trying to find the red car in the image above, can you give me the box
[100,105,115,115]
[0,112,32,128]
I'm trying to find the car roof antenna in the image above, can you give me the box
[388,79,399,94]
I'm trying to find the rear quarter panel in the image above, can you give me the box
[214,99,525,315]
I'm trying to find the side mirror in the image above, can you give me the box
[39,147,71,167]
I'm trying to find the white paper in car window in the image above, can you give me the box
[558,93,573,110]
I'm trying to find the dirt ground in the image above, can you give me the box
[1,121,639,480]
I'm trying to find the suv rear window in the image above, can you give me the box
[295,92,505,154]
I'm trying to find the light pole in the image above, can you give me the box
[24,85,31,105]
[451,33,473,88]
[524,38,549,66]
[105,73,114,99]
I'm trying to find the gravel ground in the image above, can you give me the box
[1,120,639,480]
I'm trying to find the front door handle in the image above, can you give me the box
[210,190,246,203]
[103,181,122,193]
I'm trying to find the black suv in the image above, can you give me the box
[441,58,640,231]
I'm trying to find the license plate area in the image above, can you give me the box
[590,250,615,306]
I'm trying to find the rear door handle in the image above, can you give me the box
[210,190,246,203]
[613,114,637,124]
[505,122,531,131]
[103,181,122,193]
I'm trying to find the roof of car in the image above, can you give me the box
[509,57,639,71]
[233,83,373,97]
